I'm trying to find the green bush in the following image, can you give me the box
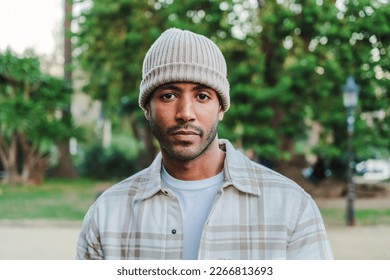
[79,145,139,180]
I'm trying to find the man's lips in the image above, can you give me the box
[172,130,200,135]
[167,125,203,138]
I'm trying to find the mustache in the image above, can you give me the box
[167,124,204,135]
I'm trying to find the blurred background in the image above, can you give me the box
[0,0,389,259]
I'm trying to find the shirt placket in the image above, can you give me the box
[161,188,184,259]
[197,182,229,259]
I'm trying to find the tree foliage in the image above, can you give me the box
[74,0,390,173]
[0,51,76,185]
[284,0,390,165]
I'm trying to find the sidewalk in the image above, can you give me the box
[0,220,389,260]
[0,220,81,260]
[327,225,390,259]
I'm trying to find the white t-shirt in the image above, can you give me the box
[161,165,223,259]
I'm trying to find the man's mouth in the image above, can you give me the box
[168,125,203,136]
[172,130,199,135]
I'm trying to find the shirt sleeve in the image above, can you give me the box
[287,196,334,260]
[76,204,104,260]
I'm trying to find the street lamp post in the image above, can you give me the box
[342,76,360,226]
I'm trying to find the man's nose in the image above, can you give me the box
[175,98,196,122]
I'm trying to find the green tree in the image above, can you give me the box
[74,0,240,166]
[75,0,159,165]
[0,51,77,185]
[51,0,79,178]
[74,0,389,176]
[337,0,390,163]
[252,0,389,172]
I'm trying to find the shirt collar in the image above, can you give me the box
[134,139,261,200]
[219,139,261,196]
[133,153,164,200]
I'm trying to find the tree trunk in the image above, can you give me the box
[30,156,49,185]
[19,132,32,184]
[51,0,79,178]
[2,132,21,185]
[52,140,79,178]
[144,125,158,165]
[130,118,158,168]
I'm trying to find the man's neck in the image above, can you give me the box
[161,140,225,181]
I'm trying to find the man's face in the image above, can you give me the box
[145,82,224,162]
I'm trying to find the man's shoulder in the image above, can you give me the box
[99,167,158,199]
[253,162,306,190]
[225,144,311,199]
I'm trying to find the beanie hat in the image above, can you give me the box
[139,28,230,112]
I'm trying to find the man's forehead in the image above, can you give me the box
[156,82,214,91]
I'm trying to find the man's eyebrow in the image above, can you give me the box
[156,83,213,92]
[157,84,181,91]
[192,84,212,91]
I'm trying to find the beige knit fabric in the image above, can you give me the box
[139,28,230,111]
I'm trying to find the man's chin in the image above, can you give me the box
[166,146,202,162]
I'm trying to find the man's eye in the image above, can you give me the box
[161,93,175,100]
[197,94,210,100]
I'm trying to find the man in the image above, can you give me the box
[76,28,333,260]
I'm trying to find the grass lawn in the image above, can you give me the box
[321,208,390,226]
[1,178,390,226]
[0,178,111,221]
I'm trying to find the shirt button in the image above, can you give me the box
[171,229,177,234]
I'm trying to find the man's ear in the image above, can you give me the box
[144,107,151,121]
[218,107,224,121]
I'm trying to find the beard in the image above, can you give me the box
[149,115,219,162]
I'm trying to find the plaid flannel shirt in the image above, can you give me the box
[76,139,333,260]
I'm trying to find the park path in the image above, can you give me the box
[0,220,80,260]
[0,220,389,260]
[1,195,389,260]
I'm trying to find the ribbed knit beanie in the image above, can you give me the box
[139,28,230,112]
